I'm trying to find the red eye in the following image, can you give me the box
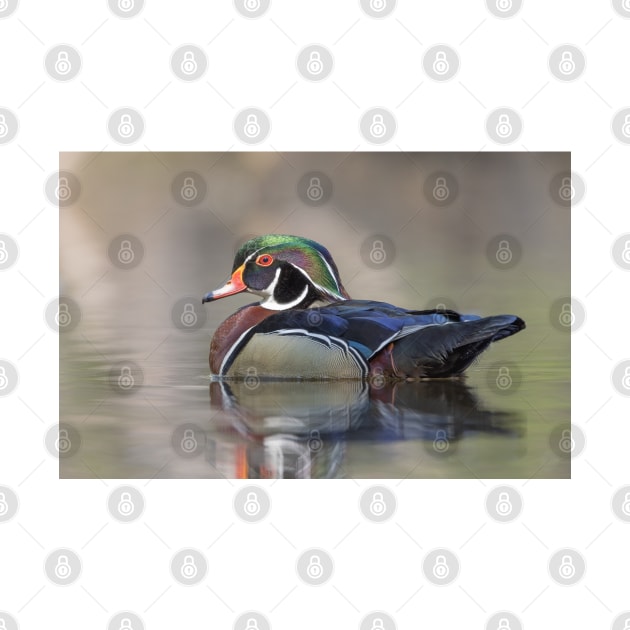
[256,254,274,267]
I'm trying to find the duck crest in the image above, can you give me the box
[235,234,349,302]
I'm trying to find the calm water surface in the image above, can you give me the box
[60,320,569,479]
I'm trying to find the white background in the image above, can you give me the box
[0,1,629,628]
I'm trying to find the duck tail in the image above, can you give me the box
[391,315,525,378]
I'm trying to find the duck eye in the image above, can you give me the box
[256,254,273,267]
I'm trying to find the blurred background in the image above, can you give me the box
[59,151,570,479]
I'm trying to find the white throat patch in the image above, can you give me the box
[256,267,309,310]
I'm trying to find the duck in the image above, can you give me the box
[202,234,525,380]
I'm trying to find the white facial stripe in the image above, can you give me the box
[316,252,342,293]
[290,263,343,300]
[242,246,265,265]
[262,283,309,310]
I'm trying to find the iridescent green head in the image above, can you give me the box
[202,234,350,310]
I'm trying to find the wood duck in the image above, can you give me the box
[202,234,525,380]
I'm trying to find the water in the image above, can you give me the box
[60,318,569,479]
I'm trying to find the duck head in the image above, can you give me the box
[202,234,350,310]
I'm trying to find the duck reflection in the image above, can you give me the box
[207,379,525,479]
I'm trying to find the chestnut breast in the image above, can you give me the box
[210,305,273,374]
